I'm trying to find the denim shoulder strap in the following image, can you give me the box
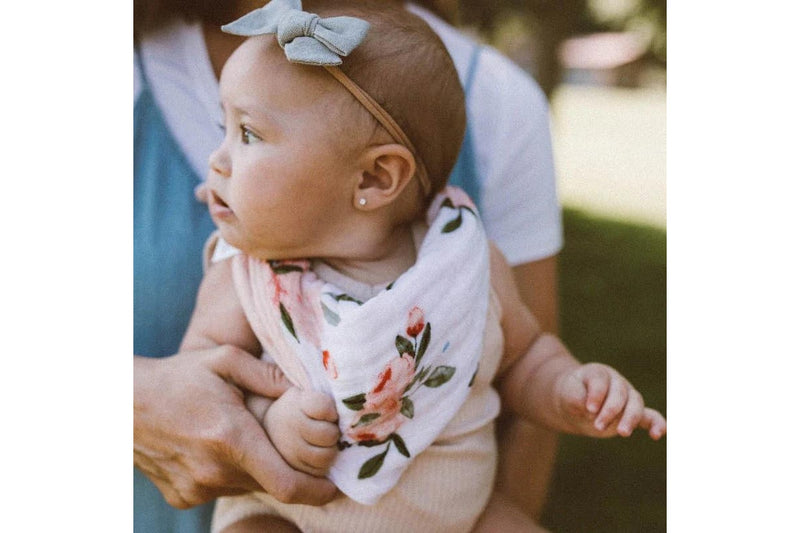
[447,44,483,211]
[133,46,216,533]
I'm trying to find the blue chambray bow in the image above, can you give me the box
[221,0,370,66]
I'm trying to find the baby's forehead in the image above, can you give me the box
[222,36,348,103]
[220,35,373,143]
[223,36,295,84]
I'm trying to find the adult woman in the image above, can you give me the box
[134,1,561,530]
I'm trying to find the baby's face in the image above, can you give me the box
[206,36,366,259]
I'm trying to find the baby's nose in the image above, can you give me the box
[208,146,231,177]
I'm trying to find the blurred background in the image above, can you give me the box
[433,0,666,531]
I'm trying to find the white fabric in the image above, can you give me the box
[228,187,489,505]
[134,6,562,265]
[408,4,563,264]
[135,21,224,181]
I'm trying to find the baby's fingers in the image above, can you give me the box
[592,374,628,432]
[300,419,341,448]
[301,391,339,423]
[298,445,339,476]
[615,389,644,437]
[582,365,612,415]
[639,407,667,440]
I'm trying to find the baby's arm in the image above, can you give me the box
[490,244,666,439]
[180,258,261,355]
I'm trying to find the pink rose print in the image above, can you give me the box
[426,185,479,230]
[428,186,479,234]
[322,350,338,380]
[268,261,335,385]
[346,354,415,443]
[339,306,456,480]
[444,186,477,211]
[406,306,425,338]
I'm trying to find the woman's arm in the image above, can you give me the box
[496,256,560,522]
[134,259,338,508]
[179,258,260,354]
[134,349,337,508]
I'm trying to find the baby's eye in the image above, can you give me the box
[240,125,262,145]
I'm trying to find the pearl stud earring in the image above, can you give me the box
[358,198,367,207]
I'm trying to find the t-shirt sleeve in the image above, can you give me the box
[468,48,563,266]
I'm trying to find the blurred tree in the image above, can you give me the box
[457,0,666,99]
[459,0,588,98]
[588,0,666,66]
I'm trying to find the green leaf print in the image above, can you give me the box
[356,438,387,448]
[279,303,299,342]
[358,448,388,479]
[395,335,414,357]
[418,365,432,382]
[469,365,479,387]
[415,323,431,367]
[321,302,340,326]
[342,393,366,411]
[423,366,456,387]
[442,211,463,233]
[401,396,414,419]
[351,412,381,428]
[390,433,410,458]
[326,292,363,305]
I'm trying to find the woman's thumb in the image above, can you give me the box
[214,346,291,398]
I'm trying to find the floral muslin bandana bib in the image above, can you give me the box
[231,186,489,504]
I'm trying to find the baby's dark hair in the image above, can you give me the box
[305,0,466,201]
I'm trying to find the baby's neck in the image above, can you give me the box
[321,223,419,286]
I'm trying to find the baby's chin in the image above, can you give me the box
[217,229,306,262]
[216,227,255,257]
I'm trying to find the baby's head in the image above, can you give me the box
[207,0,465,259]
[302,0,466,198]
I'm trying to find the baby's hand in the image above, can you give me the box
[265,387,341,477]
[556,362,666,440]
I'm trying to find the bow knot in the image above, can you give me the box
[275,10,319,47]
[221,0,370,66]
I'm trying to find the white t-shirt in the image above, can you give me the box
[134,5,562,265]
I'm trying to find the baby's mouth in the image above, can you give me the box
[208,190,234,218]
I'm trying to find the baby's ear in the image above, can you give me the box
[352,144,417,210]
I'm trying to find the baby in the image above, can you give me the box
[180,0,666,531]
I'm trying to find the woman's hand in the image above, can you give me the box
[134,346,338,509]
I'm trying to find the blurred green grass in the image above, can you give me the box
[541,208,666,532]
[538,82,666,532]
